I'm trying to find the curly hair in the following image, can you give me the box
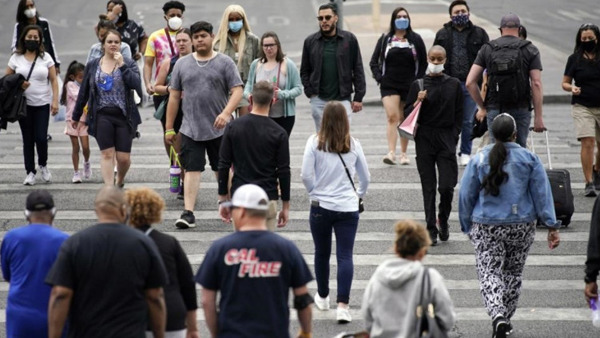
[394,219,431,258]
[125,187,165,227]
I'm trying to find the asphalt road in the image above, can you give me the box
[1,0,600,337]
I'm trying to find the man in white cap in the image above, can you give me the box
[196,184,314,338]
[1,190,68,337]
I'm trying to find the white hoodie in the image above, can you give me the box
[362,257,456,338]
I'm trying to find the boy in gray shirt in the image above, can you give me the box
[165,21,243,229]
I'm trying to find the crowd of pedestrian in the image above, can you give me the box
[2,0,600,337]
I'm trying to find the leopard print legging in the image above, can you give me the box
[470,222,536,320]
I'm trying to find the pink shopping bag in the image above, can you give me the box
[397,101,422,141]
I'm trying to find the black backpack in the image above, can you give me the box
[486,39,531,108]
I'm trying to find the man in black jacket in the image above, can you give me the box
[433,0,488,166]
[585,196,600,303]
[300,2,366,132]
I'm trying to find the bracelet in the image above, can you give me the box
[164,130,176,136]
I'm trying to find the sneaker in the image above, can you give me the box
[399,152,410,165]
[39,166,52,182]
[594,170,600,190]
[83,161,92,179]
[506,321,513,336]
[175,210,196,229]
[23,172,36,186]
[72,171,82,184]
[585,182,597,197]
[382,152,396,165]
[438,220,450,242]
[313,292,330,311]
[492,315,509,338]
[459,153,470,167]
[336,306,352,324]
[428,229,438,246]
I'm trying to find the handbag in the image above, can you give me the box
[398,78,424,140]
[153,95,168,120]
[248,61,281,112]
[471,112,488,140]
[416,267,448,338]
[337,153,364,213]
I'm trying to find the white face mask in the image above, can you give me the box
[168,17,183,31]
[427,62,444,74]
[24,8,36,19]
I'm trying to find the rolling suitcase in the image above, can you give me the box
[530,130,574,226]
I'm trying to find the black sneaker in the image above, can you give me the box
[428,229,438,246]
[176,210,196,229]
[438,221,450,242]
[492,315,508,338]
[585,182,597,197]
[594,170,600,190]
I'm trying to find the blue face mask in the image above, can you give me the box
[229,21,243,33]
[395,18,409,30]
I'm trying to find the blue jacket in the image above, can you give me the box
[243,57,303,117]
[458,143,559,232]
[73,57,142,138]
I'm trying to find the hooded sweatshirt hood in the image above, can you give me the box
[375,257,423,289]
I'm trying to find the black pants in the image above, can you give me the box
[271,116,295,137]
[18,104,50,174]
[415,127,458,233]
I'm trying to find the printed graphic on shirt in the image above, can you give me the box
[224,248,282,278]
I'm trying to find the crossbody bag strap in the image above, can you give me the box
[337,153,357,192]
[164,28,176,57]
[26,55,38,81]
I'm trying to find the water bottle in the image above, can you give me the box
[591,298,600,328]
[169,165,181,193]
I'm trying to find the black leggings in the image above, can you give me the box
[271,116,295,137]
[95,107,133,152]
[18,104,50,174]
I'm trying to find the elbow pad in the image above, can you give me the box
[293,293,314,310]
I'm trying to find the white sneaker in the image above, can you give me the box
[39,166,52,182]
[72,171,82,183]
[459,154,470,167]
[23,172,36,186]
[382,151,397,165]
[399,153,410,165]
[83,161,92,179]
[313,292,330,311]
[336,306,352,324]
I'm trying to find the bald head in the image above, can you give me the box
[429,45,446,58]
[95,186,128,222]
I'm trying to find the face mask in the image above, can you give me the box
[168,17,183,31]
[427,62,444,74]
[24,39,39,52]
[582,40,597,53]
[451,13,470,26]
[111,14,120,24]
[394,18,409,30]
[24,8,36,19]
[229,21,243,33]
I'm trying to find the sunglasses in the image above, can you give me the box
[317,15,333,22]
[262,43,277,48]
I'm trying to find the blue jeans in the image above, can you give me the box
[309,97,352,132]
[487,108,531,148]
[460,82,478,156]
[309,205,359,304]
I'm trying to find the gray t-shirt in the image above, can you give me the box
[170,53,243,141]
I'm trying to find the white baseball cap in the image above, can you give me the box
[222,184,269,210]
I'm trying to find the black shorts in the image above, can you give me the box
[380,87,409,101]
[95,107,133,152]
[180,134,221,172]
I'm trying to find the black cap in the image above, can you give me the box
[500,13,520,28]
[26,190,55,211]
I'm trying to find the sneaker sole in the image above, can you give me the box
[72,180,82,184]
[383,158,396,165]
[585,190,597,197]
[399,161,410,165]
[175,219,196,229]
[23,182,35,186]
[337,318,351,324]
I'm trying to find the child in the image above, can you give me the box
[61,61,91,183]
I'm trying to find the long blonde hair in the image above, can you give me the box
[213,4,252,69]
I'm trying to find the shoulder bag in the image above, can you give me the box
[13,55,39,121]
[337,153,364,213]
[416,267,448,338]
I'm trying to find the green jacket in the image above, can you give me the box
[244,57,303,117]
[216,33,260,83]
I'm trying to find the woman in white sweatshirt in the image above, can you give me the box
[362,219,456,337]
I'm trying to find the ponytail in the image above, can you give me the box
[481,113,517,196]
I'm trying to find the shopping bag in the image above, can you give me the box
[397,101,421,141]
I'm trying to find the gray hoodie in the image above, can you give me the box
[362,257,456,338]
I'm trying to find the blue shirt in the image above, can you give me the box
[1,224,68,338]
[458,143,559,232]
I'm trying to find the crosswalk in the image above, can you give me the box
[0,102,597,337]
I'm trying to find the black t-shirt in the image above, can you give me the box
[474,36,542,109]
[564,53,600,107]
[218,114,291,201]
[196,231,313,338]
[45,223,167,338]
[381,42,416,92]
[117,20,147,55]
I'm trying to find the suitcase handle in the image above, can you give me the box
[529,128,552,170]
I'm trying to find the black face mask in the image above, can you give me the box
[24,39,40,52]
[582,40,597,53]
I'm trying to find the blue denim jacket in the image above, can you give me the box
[458,143,559,233]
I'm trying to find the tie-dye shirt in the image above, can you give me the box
[144,28,179,79]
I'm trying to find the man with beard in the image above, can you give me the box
[300,2,366,132]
